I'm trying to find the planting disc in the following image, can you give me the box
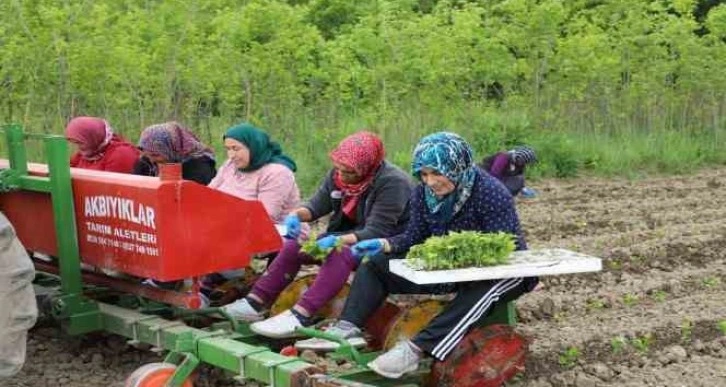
[428,324,528,387]
[125,362,194,387]
[270,274,350,319]
[382,299,444,350]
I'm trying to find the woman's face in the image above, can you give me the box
[333,161,363,184]
[224,138,251,169]
[419,167,455,197]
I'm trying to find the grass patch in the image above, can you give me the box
[4,104,726,196]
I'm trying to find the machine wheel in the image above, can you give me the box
[427,324,528,387]
[381,299,444,350]
[270,274,349,319]
[125,362,194,387]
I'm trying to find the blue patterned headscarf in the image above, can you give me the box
[412,132,477,223]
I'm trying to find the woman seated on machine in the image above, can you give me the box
[294,132,538,379]
[133,121,217,185]
[146,122,300,295]
[222,131,414,339]
[65,116,139,173]
[207,122,300,224]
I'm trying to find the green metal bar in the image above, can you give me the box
[6,124,28,176]
[4,127,101,333]
[98,303,317,386]
[16,175,51,192]
[164,352,200,387]
[3,126,51,192]
[480,301,517,326]
[296,327,366,364]
[308,371,426,386]
[45,135,82,295]
[44,135,101,334]
[173,306,241,332]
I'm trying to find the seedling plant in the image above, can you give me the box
[405,231,516,270]
[300,231,344,261]
[631,333,654,353]
[622,293,639,307]
[558,346,581,368]
[610,336,627,354]
[650,289,667,303]
[680,318,693,343]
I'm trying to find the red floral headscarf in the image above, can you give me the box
[65,117,114,161]
[329,131,385,220]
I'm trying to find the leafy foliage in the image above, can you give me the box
[300,232,343,261]
[405,231,515,270]
[2,0,726,193]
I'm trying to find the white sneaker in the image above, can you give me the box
[294,320,366,351]
[367,340,422,379]
[221,298,265,322]
[250,310,303,339]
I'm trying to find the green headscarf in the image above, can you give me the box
[223,122,297,172]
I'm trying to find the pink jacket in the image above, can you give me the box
[208,160,301,223]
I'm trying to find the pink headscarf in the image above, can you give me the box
[65,117,114,160]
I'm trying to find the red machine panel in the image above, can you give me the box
[0,161,282,281]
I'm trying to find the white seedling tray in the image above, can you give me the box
[389,248,602,285]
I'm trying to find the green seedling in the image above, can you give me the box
[622,293,639,307]
[631,333,654,353]
[651,289,667,303]
[702,277,720,288]
[558,346,581,368]
[607,259,622,270]
[300,232,344,261]
[680,318,693,342]
[718,320,726,335]
[406,231,515,270]
[630,255,646,266]
[610,336,627,354]
[586,298,606,311]
[554,312,568,323]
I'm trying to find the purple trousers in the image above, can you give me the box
[250,238,359,315]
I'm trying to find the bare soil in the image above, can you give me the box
[4,169,726,386]
[509,169,726,387]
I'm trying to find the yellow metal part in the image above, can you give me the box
[383,299,444,350]
[270,274,350,319]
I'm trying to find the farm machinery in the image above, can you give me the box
[0,125,532,387]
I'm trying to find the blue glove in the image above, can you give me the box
[284,214,301,239]
[316,235,339,249]
[520,187,537,198]
[351,239,384,260]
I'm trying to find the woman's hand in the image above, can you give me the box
[283,214,301,239]
[351,239,385,260]
[316,235,339,249]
